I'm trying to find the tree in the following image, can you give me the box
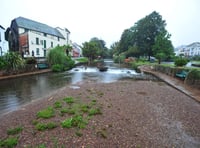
[82,41,98,64]
[152,31,174,64]
[118,11,168,60]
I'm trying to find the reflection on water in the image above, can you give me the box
[0,60,154,115]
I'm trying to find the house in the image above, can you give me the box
[175,42,200,57]
[0,25,9,56]
[72,42,82,57]
[5,17,70,58]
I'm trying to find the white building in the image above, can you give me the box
[0,25,9,56]
[6,17,70,58]
[175,42,200,57]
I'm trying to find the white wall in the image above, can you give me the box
[0,27,9,56]
[23,28,68,58]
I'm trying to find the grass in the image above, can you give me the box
[61,115,88,129]
[35,122,57,131]
[7,126,23,135]
[37,107,55,119]
[54,101,62,108]
[0,137,18,148]
[63,97,74,104]
[88,107,102,116]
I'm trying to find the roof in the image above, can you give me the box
[0,25,5,30]
[14,17,65,39]
[187,42,200,47]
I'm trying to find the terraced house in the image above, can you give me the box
[6,17,70,58]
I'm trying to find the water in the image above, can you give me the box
[0,59,155,115]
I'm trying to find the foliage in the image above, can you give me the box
[3,52,25,71]
[186,69,200,80]
[125,46,140,58]
[63,96,74,104]
[7,127,23,135]
[47,45,75,71]
[75,57,88,63]
[35,122,57,131]
[117,11,170,60]
[51,64,64,72]
[25,57,37,64]
[174,57,188,67]
[0,56,6,70]
[47,46,66,65]
[152,31,174,64]
[37,107,55,119]
[0,137,18,148]
[82,37,108,63]
[61,115,88,129]
[88,107,102,116]
[54,101,62,108]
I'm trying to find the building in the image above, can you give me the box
[175,42,200,57]
[0,25,9,56]
[72,42,82,57]
[5,17,70,58]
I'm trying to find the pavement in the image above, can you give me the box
[139,65,200,103]
[0,69,51,80]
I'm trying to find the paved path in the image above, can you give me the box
[139,65,200,103]
[0,69,51,80]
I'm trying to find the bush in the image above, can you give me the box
[174,57,188,67]
[25,57,37,64]
[51,64,64,72]
[0,56,6,70]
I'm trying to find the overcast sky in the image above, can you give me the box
[1,0,200,48]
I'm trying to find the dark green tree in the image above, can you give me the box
[152,31,174,64]
[82,41,99,64]
[118,11,168,60]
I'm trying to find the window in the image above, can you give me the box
[36,37,39,45]
[40,40,43,45]
[51,42,53,48]
[44,40,46,48]
[44,50,46,57]
[44,33,47,37]
[0,32,1,42]
[36,48,40,55]
[58,37,60,41]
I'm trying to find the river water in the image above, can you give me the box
[0,60,157,115]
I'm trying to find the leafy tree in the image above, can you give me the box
[125,46,140,58]
[65,44,73,56]
[152,31,174,64]
[82,41,99,64]
[118,11,168,60]
[47,45,74,71]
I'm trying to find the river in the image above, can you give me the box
[0,59,157,115]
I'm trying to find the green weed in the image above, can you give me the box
[35,122,57,131]
[88,108,102,116]
[63,97,74,104]
[0,137,18,148]
[7,126,23,135]
[54,101,62,108]
[37,107,55,119]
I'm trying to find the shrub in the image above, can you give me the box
[25,57,37,64]
[35,122,57,131]
[51,64,64,72]
[174,57,188,67]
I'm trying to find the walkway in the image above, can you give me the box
[0,69,51,80]
[139,65,200,103]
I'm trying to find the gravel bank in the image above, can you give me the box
[0,79,199,147]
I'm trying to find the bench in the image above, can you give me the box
[176,70,188,79]
[37,63,48,69]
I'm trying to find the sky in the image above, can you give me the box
[1,0,200,48]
